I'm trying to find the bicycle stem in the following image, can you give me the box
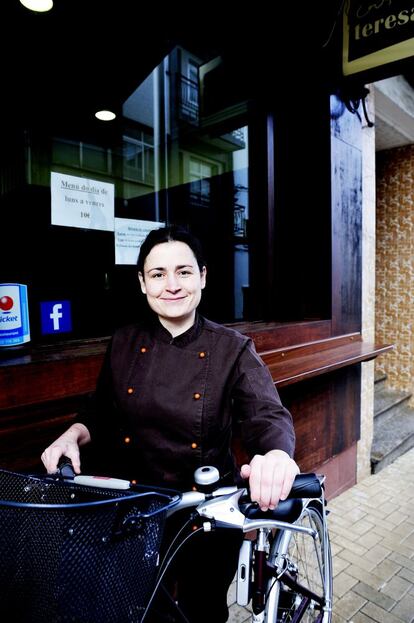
[166,486,239,517]
[196,489,246,528]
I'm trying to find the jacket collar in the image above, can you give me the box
[150,314,204,347]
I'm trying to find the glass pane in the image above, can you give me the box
[118,46,252,323]
[0,43,254,344]
[82,143,109,173]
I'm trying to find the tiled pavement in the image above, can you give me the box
[227,447,414,622]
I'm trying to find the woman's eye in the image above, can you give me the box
[179,270,191,276]
[152,273,164,279]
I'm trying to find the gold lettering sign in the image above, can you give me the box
[343,0,414,76]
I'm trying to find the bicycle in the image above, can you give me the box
[0,463,332,623]
[159,465,333,623]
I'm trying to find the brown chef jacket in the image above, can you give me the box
[78,315,295,489]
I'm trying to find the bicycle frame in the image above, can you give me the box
[190,485,331,623]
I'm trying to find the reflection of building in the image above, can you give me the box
[178,73,199,123]
[120,46,250,322]
[233,204,246,237]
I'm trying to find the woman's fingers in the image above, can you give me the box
[41,445,61,473]
[240,463,251,479]
[245,450,300,511]
[280,459,300,501]
[40,425,88,474]
[41,440,81,474]
[247,455,265,508]
[70,449,81,474]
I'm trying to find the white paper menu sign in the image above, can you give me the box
[51,172,114,231]
[115,218,164,265]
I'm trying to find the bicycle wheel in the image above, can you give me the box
[269,502,332,623]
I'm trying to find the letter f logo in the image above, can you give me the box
[50,303,63,331]
[41,300,71,335]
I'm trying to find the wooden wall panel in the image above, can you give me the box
[0,398,81,472]
[279,365,361,472]
[244,320,332,352]
[0,353,103,472]
[331,98,362,336]
[0,355,103,410]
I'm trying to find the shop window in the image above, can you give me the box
[0,34,330,345]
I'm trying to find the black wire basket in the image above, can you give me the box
[0,468,179,623]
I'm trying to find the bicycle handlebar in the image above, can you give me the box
[56,456,322,497]
[54,459,324,532]
[284,472,323,498]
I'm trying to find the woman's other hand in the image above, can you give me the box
[41,423,91,474]
[240,449,300,511]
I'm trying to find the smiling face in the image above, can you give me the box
[138,240,206,335]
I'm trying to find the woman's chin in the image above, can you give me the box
[158,309,196,325]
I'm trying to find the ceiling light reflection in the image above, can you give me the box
[95,110,116,122]
[20,0,54,12]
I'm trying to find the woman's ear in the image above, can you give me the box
[200,266,207,289]
[138,271,146,294]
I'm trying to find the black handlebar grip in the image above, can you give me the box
[287,473,323,499]
[57,456,75,480]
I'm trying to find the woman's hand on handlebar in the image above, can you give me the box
[240,449,300,512]
[41,423,91,474]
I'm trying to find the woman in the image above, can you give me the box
[42,225,299,622]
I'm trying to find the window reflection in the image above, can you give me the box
[122,134,154,185]
[118,46,251,322]
[1,43,253,345]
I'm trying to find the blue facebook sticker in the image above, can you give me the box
[40,301,72,335]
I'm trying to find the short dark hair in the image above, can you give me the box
[137,226,205,274]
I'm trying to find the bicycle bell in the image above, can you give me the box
[194,466,220,491]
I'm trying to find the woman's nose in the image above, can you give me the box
[165,273,180,291]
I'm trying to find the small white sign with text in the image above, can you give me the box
[51,172,114,231]
[115,218,164,265]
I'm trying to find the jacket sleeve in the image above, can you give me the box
[231,340,295,458]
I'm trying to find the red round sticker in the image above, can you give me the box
[0,296,13,311]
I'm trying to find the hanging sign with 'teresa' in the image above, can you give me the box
[343,0,414,76]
